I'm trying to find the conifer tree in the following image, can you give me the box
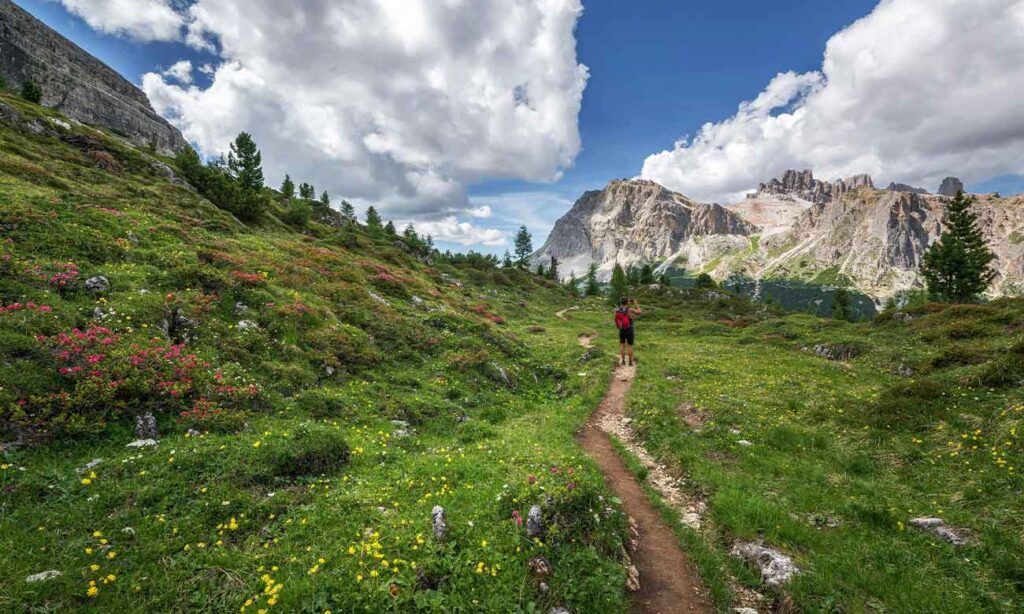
[610,263,628,305]
[299,183,315,199]
[920,191,996,302]
[536,263,546,277]
[227,132,264,192]
[514,226,533,269]
[384,220,396,235]
[548,256,559,281]
[833,288,852,321]
[365,206,383,231]
[319,191,330,207]
[20,80,42,104]
[339,200,356,224]
[502,250,514,268]
[565,272,579,295]
[280,174,295,198]
[585,263,601,296]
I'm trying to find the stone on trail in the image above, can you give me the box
[135,412,158,439]
[75,458,103,474]
[526,504,544,538]
[431,505,447,541]
[25,570,62,583]
[731,542,799,587]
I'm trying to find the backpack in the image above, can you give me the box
[614,307,631,330]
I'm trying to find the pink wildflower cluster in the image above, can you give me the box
[0,302,53,315]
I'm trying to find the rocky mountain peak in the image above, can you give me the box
[748,169,875,204]
[886,182,928,194]
[0,0,187,154]
[938,177,965,196]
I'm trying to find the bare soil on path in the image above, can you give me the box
[577,363,713,614]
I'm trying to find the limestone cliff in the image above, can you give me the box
[0,0,186,154]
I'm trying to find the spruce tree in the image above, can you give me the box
[339,200,356,224]
[298,183,315,200]
[365,206,383,231]
[585,263,601,296]
[384,221,396,235]
[20,80,42,104]
[565,272,579,295]
[502,250,514,268]
[920,191,996,302]
[639,263,655,284]
[833,288,852,321]
[548,256,559,281]
[280,174,295,199]
[513,226,533,269]
[536,263,546,277]
[610,263,628,305]
[227,132,264,192]
[319,191,330,207]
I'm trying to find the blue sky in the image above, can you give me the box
[13,0,1024,254]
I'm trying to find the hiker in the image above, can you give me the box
[615,297,642,366]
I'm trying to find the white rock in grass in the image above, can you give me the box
[126,439,157,448]
[431,505,447,541]
[527,505,544,538]
[909,517,971,546]
[75,458,103,474]
[731,542,799,587]
[26,570,62,583]
[737,439,753,447]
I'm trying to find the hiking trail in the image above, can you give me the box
[577,361,713,614]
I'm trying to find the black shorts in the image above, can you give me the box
[618,327,635,346]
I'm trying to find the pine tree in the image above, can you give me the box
[502,250,513,268]
[339,200,356,224]
[548,256,559,281]
[832,288,852,321]
[585,263,601,296]
[513,226,533,269]
[319,191,330,207]
[565,272,579,295]
[536,263,546,277]
[227,132,264,192]
[921,191,996,302]
[403,224,418,241]
[610,263,628,305]
[365,206,383,231]
[280,174,295,199]
[384,221,396,235]
[639,263,655,284]
[298,183,315,200]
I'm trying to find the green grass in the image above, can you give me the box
[617,292,1024,612]
[0,91,630,612]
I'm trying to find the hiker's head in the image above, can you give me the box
[620,297,628,307]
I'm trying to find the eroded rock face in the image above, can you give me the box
[0,0,187,154]
[532,179,755,280]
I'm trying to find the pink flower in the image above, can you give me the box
[527,475,537,485]
[511,510,523,526]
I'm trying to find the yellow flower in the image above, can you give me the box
[106,574,116,582]
[90,564,101,572]
[253,441,262,448]
[86,586,99,597]
[81,478,92,485]
[356,574,363,582]
[84,547,93,554]
[106,551,117,559]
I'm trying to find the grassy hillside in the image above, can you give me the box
[610,290,1024,612]
[2,89,1023,613]
[0,91,629,612]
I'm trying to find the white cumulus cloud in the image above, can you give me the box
[132,0,587,223]
[58,0,184,41]
[161,59,193,84]
[467,205,493,219]
[641,0,1024,203]
[411,217,507,247]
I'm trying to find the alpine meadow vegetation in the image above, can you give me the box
[1,87,1023,613]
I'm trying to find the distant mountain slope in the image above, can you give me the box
[536,171,1024,299]
[532,179,755,279]
[0,0,186,154]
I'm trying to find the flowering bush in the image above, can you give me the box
[2,324,261,441]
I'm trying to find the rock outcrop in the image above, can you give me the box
[747,169,874,205]
[532,179,755,280]
[887,182,928,194]
[938,176,965,196]
[0,0,187,154]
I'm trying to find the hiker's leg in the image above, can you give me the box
[619,342,626,363]
[626,329,635,364]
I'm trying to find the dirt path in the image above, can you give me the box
[577,365,713,614]
[577,333,596,348]
[556,305,580,320]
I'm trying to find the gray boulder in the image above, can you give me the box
[730,542,799,587]
[135,412,158,439]
[431,505,447,541]
[84,275,110,293]
[527,505,544,538]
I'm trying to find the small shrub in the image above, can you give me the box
[20,80,42,104]
[282,199,311,228]
[977,353,1024,388]
[242,424,349,483]
[295,389,352,418]
[928,345,988,370]
[864,378,949,428]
